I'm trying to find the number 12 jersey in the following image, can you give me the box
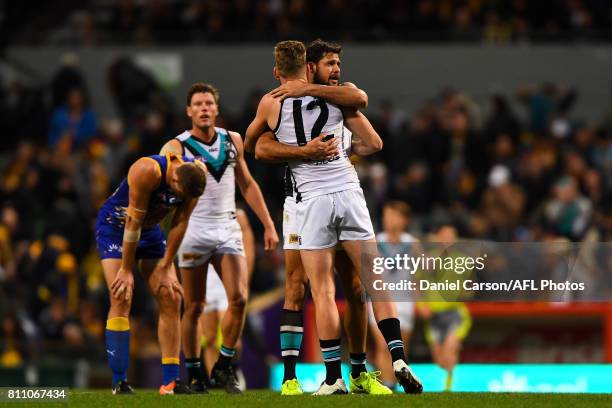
[274,95,360,201]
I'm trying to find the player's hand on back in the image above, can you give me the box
[111,268,134,301]
[263,225,279,251]
[304,134,339,161]
[270,81,310,100]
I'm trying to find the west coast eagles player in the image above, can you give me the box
[161,83,279,394]
[245,41,421,395]
[96,153,206,395]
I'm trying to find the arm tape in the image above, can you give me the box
[123,228,141,243]
[126,206,147,223]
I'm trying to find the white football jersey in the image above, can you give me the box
[275,95,360,200]
[176,128,237,220]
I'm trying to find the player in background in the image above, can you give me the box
[370,201,418,388]
[95,153,206,395]
[161,83,278,394]
[416,224,472,391]
[252,39,391,395]
[198,209,255,388]
[246,41,421,395]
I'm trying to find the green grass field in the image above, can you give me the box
[19,390,612,407]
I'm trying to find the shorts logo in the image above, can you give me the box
[108,243,122,253]
[182,253,203,261]
[288,234,299,244]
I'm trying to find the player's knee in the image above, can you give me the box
[285,280,306,305]
[310,286,335,302]
[228,291,247,311]
[286,266,306,286]
[110,296,131,315]
[185,301,205,320]
[156,287,181,312]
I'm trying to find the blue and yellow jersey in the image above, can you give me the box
[97,154,194,230]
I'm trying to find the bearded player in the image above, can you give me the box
[252,39,393,395]
[246,41,421,395]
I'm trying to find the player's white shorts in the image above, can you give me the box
[296,188,375,250]
[283,196,299,250]
[204,264,228,313]
[178,218,244,268]
[368,301,414,331]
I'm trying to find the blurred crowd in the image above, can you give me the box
[3,0,612,45]
[0,51,611,371]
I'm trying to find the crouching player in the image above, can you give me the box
[96,153,207,395]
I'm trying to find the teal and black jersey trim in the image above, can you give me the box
[182,129,235,183]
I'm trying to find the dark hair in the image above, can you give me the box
[274,40,306,77]
[306,39,342,63]
[176,162,207,198]
[384,201,411,219]
[187,83,220,106]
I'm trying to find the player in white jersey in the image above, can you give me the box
[369,201,419,388]
[161,83,279,394]
[252,39,390,396]
[245,41,422,395]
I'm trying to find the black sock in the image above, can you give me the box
[216,345,236,369]
[320,338,342,385]
[185,357,203,383]
[280,309,303,382]
[377,318,405,363]
[350,352,367,378]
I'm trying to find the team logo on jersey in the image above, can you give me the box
[288,234,299,244]
[157,191,181,206]
[183,134,236,183]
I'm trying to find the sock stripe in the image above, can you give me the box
[321,346,341,352]
[185,361,201,368]
[281,333,303,350]
[322,350,341,361]
[280,325,304,333]
[162,357,180,365]
[350,358,366,365]
[282,350,300,357]
[106,317,129,331]
[220,346,236,358]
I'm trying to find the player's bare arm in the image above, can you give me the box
[254,131,338,163]
[270,80,367,108]
[245,93,278,153]
[154,196,198,300]
[111,158,160,301]
[231,131,279,250]
[343,108,383,155]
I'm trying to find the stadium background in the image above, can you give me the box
[0,0,611,393]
